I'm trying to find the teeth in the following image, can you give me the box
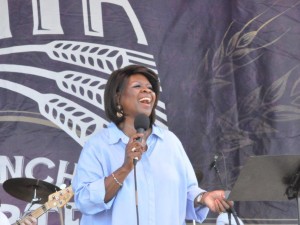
[139,97,151,103]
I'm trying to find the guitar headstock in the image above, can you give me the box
[47,186,73,208]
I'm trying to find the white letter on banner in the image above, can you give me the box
[1,204,21,223]
[64,202,81,225]
[56,160,76,185]
[0,156,24,182]
[32,0,63,34]
[82,0,148,45]
[25,157,55,183]
[0,0,12,39]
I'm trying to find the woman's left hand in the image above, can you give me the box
[200,190,233,214]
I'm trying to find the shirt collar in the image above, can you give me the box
[151,124,164,140]
[107,122,128,145]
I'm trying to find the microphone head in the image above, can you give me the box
[134,113,150,132]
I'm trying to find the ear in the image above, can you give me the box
[115,93,121,105]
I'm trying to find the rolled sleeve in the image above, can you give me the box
[186,187,209,222]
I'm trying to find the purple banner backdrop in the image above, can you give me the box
[1,1,300,224]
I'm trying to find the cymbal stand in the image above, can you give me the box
[25,185,41,212]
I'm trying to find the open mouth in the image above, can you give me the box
[139,97,151,104]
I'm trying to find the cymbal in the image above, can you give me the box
[3,178,60,204]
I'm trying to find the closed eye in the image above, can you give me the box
[132,84,153,91]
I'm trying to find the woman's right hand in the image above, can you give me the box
[122,133,147,171]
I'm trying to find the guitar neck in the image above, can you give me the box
[11,186,73,225]
[12,202,50,225]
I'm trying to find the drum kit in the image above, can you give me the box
[2,178,72,225]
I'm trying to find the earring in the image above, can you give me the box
[116,104,123,118]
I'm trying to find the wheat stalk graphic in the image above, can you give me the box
[0,64,107,110]
[207,1,300,85]
[0,64,167,127]
[0,64,168,129]
[0,41,157,74]
[197,2,300,156]
[0,78,108,146]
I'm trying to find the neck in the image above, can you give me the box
[118,118,151,138]
[118,122,136,137]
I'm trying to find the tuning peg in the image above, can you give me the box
[66,204,72,209]
[59,183,67,189]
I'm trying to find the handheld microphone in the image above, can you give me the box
[134,113,150,140]
[133,114,150,164]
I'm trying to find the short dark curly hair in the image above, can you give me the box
[104,64,160,126]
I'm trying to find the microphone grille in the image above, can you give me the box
[134,114,150,130]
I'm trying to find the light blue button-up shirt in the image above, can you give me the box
[72,122,209,225]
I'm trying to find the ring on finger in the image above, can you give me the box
[131,147,136,152]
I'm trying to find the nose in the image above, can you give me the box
[141,86,152,93]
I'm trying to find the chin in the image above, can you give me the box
[137,111,151,117]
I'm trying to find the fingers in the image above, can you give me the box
[216,198,233,214]
[124,134,147,166]
[21,217,37,225]
[215,199,226,213]
[130,145,143,162]
[129,133,145,144]
[204,190,233,214]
